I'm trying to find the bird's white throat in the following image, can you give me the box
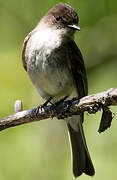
[28,27,68,53]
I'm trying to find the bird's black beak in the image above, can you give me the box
[67,24,80,31]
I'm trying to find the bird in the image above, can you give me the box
[22,3,95,177]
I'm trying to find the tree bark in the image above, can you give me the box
[0,88,116,132]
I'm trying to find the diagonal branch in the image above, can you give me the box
[0,88,117,132]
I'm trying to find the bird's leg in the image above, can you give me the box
[52,96,69,119]
[35,97,53,117]
[42,97,53,106]
[55,96,68,106]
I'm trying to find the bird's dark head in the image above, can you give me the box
[39,3,80,37]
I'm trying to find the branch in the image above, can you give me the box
[0,88,117,132]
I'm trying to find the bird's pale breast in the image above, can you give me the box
[25,29,77,100]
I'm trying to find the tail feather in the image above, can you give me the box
[67,115,95,177]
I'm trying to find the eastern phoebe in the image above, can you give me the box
[22,3,95,177]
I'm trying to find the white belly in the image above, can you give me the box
[28,50,76,100]
[25,28,77,100]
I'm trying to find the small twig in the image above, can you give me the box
[0,88,116,132]
[14,100,23,113]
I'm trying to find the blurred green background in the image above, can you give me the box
[0,0,117,179]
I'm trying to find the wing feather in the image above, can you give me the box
[67,40,88,98]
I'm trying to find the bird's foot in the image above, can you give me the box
[42,97,53,106]
[52,96,70,119]
[34,97,53,117]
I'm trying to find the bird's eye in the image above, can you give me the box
[55,15,61,21]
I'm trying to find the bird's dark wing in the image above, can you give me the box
[22,34,30,71]
[22,30,36,71]
[66,40,95,177]
[67,40,88,98]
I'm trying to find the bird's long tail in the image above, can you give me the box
[67,115,95,177]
